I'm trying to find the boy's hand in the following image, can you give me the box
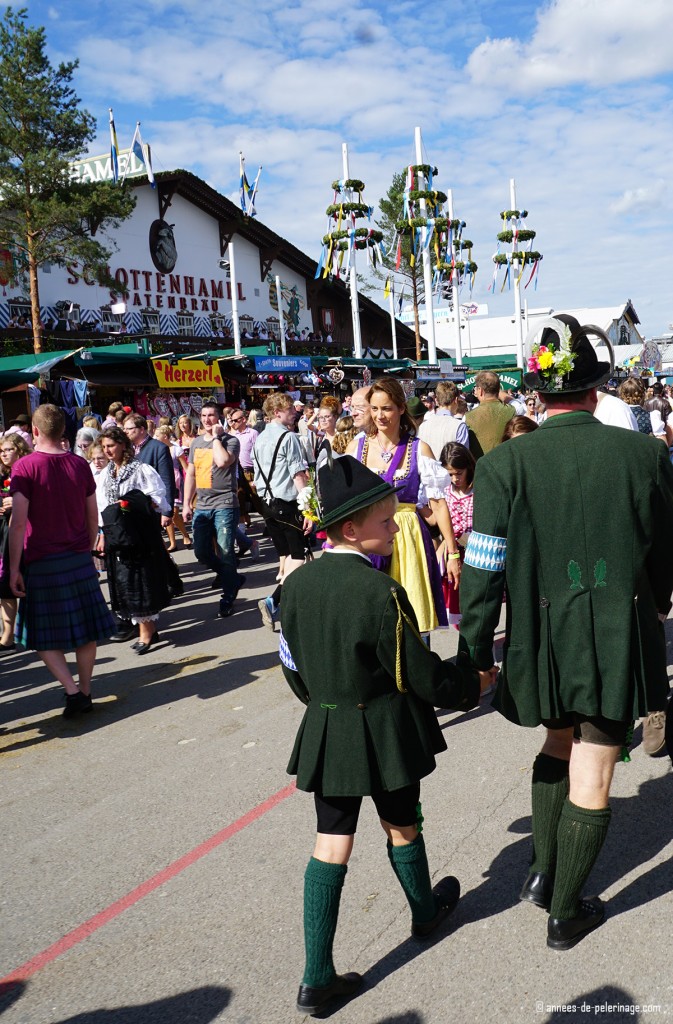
[478,666,498,694]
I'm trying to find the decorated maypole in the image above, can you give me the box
[315,145,385,359]
[490,179,543,369]
[393,132,476,363]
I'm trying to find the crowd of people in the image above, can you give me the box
[3,315,673,1013]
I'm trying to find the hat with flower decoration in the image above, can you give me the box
[523,313,614,394]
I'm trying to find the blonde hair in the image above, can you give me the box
[263,392,293,418]
[325,493,398,543]
[33,404,65,440]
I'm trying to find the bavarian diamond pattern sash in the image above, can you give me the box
[279,631,298,671]
[464,531,507,572]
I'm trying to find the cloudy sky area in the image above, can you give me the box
[25,0,673,336]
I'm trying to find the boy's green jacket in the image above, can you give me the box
[280,551,480,797]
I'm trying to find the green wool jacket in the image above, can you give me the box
[459,412,673,726]
[280,551,480,797]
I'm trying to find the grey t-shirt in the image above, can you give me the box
[189,433,240,509]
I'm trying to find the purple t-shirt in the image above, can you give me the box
[10,451,95,563]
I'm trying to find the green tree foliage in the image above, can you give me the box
[0,7,135,352]
[376,170,425,359]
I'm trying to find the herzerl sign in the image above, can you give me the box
[69,148,147,185]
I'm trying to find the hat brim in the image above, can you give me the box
[319,479,404,529]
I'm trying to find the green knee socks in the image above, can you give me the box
[530,753,570,877]
[549,800,611,920]
[387,834,437,925]
[302,857,347,988]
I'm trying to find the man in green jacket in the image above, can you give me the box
[280,454,490,1015]
[459,314,673,950]
[465,370,515,458]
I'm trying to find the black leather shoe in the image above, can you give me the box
[547,897,605,950]
[296,973,362,1015]
[135,632,161,656]
[520,871,553,911]
[109,624,139,643]
[412,876,460,938]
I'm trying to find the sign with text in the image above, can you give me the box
[69,148,147,184]
[254,356,311,372]
[463,369,522,392]
[153,359,224,389]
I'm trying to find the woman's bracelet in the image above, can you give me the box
[447,551,461,560]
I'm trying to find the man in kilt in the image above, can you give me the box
[9,404,115,718]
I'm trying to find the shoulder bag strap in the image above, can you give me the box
[253,431,288,500]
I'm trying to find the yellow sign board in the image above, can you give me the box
[153,359,224,389]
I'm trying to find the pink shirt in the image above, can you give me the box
[10,451,95,563]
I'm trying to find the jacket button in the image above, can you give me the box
[357,703,366,710]
[539,598,550,607]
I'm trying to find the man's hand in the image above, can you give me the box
[10,570,25,598]
[302,516,313,536]
[95,534,105,554]
[184,506,193,523]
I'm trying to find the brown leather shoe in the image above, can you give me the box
[642,711,667,756]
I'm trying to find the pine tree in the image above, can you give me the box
[0,7,135,353]
[376,170,425,360]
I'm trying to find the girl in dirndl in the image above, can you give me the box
[439,442,475,629]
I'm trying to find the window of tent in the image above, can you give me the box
[8,301,30,321]
[100,308,124,332]
[141,311,160,334]
[177,312,195,337]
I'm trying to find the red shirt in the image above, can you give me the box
[10,451,95,564]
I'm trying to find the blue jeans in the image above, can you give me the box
[192,507,239,605]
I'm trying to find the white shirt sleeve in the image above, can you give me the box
[418,454,451,501]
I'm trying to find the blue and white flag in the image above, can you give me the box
[128,122,156,188]
[239,152,262,217]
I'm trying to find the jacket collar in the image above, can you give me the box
[538,411,597,430]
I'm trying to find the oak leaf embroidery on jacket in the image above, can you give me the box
[568,560,583,590]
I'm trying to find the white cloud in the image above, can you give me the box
[467,0,673,91]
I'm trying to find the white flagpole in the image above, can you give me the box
[120,123,140,185]
[229,239,241,356]
[276,274,286,355]
[415,126,437,365]
[447,189,463,365]
[510,177,524,371]
[388,282,398,360]
[342,142,363,359]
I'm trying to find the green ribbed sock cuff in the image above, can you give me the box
[302,858,347,988]
[550,801,611,921]
[530,753,570,876]
[388,834,436,925]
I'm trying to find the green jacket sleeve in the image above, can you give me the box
[376,586,480,711]
[281,664,310,705]
[646,445,673,615]
[458,454,511,670]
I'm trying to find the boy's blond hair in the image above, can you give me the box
[324,493,397,544]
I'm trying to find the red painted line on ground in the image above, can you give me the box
[0,781,296,991]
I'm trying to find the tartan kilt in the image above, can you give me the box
[16,551,115,651]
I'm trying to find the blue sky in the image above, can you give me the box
[21,0,673,337]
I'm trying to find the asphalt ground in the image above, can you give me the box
[1,528,672,1024]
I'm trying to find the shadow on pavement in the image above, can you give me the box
[542,985,640,1023]
[0,984,232,1024]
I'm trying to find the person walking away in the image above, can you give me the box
[459,315,673,950]
[280,454,491,1015]
[253,392,311,629]
[465,371,514,459]
[418,380,469,459]
[9,405,115,717]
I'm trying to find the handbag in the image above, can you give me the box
[253,432,304,531]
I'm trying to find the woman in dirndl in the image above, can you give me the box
[96,427,177,655]
[346,378,461,634]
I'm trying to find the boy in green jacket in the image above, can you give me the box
[280,455,491,1016]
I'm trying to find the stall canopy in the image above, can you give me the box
[0,349,80,390]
